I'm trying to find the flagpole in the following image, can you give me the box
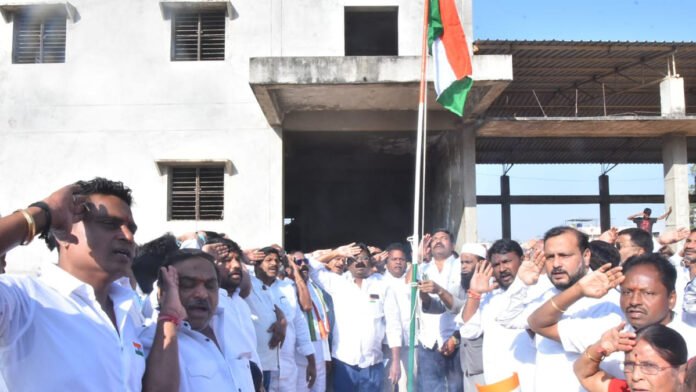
[408,0,430,391]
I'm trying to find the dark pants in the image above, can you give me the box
[262,370,271,391]
[417,345,463,392]
[332,358,384,392]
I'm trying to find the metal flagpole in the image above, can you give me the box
[407,0,430,391]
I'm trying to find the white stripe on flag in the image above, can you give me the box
[432,38,457,96]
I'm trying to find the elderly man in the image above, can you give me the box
[0,179,146,391]
[142,249,256,391]
[416,229,465,391]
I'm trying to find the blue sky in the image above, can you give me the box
[470,0,695,242]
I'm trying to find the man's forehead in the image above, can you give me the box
[176,258,217,276]
[432,232,450,240]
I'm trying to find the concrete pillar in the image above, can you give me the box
[660,76,686,117]
[501,175,511,239]
[455,128,478,245]
[662,134,690,232]
[599,175,610,232]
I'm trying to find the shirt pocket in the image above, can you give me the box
[186,360,218,379]
[367,294,385,318]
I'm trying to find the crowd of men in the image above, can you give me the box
[1,178,696,391]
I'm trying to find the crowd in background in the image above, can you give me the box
[1,178,696,391]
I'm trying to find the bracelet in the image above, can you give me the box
[550,298,566,313]
[158,313,182,327]
[467,289,482,300]
[28,201,52,239]
[15,209,36,246]
[585,347,605,363]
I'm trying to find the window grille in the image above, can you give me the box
[13,11,66,64]
[171,11,225,61]
[170,166,225,220]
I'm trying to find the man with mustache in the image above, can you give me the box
[205,237,261,372]
[308,243,402,391]
[381,243,413,392]
[142,249,256,391]
[246,247,316,392]
[500,226,623,392]
[458,239,537,390]
[416,229,465,391]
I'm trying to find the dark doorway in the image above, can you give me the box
[344,7,398,56]
[284,131,414,252]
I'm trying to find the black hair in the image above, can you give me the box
[589,240,621,270]
[643,208,652,216]
[132,233,179,293]
[622,253,676,294]
[46,177,134,250]
[543,226,589,253]
[487,239,523,260]
[356,243,370,256]
[157,249,219,290]
[432,228,454,242]
[386,242,406,253]
[206,237,243,257]
[635,324,687,367]
[617,227,654,254]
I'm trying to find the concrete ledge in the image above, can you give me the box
[249,55,513,127]
[0,1,77,22]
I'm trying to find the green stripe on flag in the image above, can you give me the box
[427,0,442,51]
[436,76,473,116]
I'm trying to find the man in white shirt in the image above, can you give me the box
[248,247,316,392]
[0,179,146,391]
[519,227,624,392]
[209,237,262,370]
[458,239,537,390]
[416,229,465,391]
[309,243,402,391]
[142,249,256,391]
[381,243,413,391]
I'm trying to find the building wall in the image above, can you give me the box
[0,0,472,272]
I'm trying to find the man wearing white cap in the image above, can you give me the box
[457,243,487,390]
[458,239,537,391]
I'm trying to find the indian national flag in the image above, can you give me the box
[428,0,473,116]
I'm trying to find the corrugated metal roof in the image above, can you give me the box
[474,40,696,118]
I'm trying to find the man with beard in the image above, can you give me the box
[456,243,487,390]
[205,237,261,371]
[509,227,623,391]
[308,243,402,391]
[458,239,537,390]
[245,247,316,392]
[416,229,465,391]
[142,249,255,391]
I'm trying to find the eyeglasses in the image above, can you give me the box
[355,256,370,262]
[623,361,673,375]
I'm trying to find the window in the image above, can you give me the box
[345,7,398,56]
[12,8,66,63]
[169,166,225,220]
[171,11,225,61]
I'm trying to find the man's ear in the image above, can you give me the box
[582,248,591,269]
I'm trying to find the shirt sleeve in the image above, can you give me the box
[293,303,315,357]
[307,257,340,296]
[558,302,623,354]
[459,295,485,340]
[0,277,35,348]
[384,286,403,348]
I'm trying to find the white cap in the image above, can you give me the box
[459,243,487,259]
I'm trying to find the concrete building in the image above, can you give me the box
[1,0,693,272]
